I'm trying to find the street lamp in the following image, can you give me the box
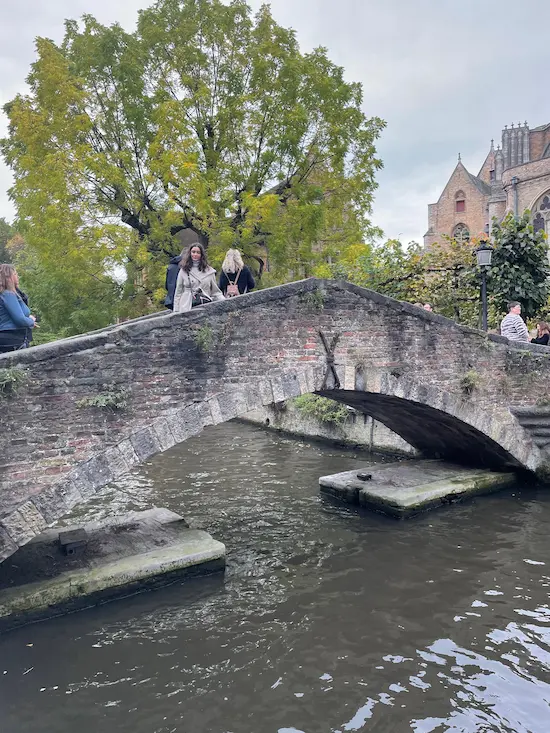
[475,240,493,331]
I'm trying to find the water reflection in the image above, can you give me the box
[0,421,549,732]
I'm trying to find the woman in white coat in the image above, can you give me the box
[173,243,225,313]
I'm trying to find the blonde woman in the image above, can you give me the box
[218,248,255,298]
[0,264,37,353]
[173,243,224,313]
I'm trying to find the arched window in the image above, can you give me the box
[452,223,470,243]
[455,190,466,213]
[534,213,545,233]
[532,191,550,236]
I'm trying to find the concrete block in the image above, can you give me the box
[320,460,517,518]
[0,509,226,628]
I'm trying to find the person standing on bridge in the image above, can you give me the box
[218,248,255,298]
[0,264,37,352]
[164,251,183,310]
[500,301,529,342]
[173,243,225,313]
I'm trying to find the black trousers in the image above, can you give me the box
[0,329,29,354]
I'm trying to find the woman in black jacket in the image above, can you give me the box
[531,321,550,346]
[218,249,255,297]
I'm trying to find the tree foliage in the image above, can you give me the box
[488,212,549,320]
[2,0,385,302]
[7,235,121,337]
[328,237,483,326]
[0,218,14,263]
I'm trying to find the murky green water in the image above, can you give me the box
[1,422,550,732]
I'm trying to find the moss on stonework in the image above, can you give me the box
[0,367,28,398]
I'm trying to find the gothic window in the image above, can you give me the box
[534,213,545,233]
[532,191,550,236]
[490,169,496,182]
[453,223,470,243]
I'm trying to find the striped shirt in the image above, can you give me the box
[500,313,529,342]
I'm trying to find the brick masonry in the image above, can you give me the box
[1,278,550,562]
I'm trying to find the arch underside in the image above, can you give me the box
[319,389,523,471]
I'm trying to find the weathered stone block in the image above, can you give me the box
[218,394,238,422]
[2,502,47,546]
[117,439,139,469]
[207,398,224,426]
[129,428,162,462]
[282,371,302,399]
[271,376,286,403]
[152,418,177,452]
[31,481,84,524]
[0,525,17,562]
[102,445,133,478]
[165,404,203,442]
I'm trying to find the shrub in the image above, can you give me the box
[76,388,128,411]
[293,394,350,424]
[0,367,28,397]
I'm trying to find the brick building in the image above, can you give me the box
[424,122,550,248]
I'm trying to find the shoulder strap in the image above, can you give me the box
[228,268,242,285]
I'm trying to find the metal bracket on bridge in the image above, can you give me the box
[319,331,341,390]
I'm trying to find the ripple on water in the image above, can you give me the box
[0,422,550,732]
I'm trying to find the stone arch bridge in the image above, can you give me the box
[1,278,550,561]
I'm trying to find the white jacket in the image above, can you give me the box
[173,265,224,313]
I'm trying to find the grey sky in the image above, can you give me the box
[0,0,549,244]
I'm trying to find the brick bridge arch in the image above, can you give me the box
[1,278,550,561]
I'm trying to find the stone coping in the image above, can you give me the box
[1,277,548,367]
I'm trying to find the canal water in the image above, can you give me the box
[1,421,550,732]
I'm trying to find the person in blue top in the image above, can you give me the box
[0,264,37,353]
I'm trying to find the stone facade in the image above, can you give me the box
[2,279,550,562]
[425,122,550,248]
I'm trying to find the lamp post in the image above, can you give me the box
[475,240,493,331]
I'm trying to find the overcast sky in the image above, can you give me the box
[0,0,548,244]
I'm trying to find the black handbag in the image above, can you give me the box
[188,272,213,308]
[192,288,213,308]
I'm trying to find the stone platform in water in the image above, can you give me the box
[0,508,225,630]
[319,460,517,518]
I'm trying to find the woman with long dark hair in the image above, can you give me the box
[531,322,550,346]
[0,264,37,353]
[173,243,224,313]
